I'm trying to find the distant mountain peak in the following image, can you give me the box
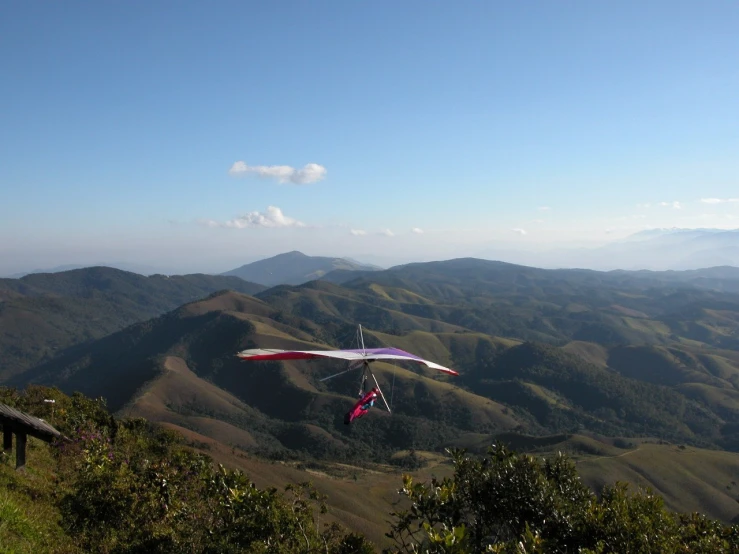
[277,250,308,258]
[221,251,380,287]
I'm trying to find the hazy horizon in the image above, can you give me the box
[2,2,738,276]
[0,231,630,276]
[3,226,739,278]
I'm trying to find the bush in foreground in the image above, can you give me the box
[385,445,739,553]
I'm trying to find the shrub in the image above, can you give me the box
[385,444,739,553]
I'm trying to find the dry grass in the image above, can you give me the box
[677,383,739,417]
[575,442,739,523]
[621,317,671,335]
[562,341,609,367]
[368,284,435,304]
[181,291,275,318]
[609,304,650,318]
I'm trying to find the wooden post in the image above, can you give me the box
[15,431,26,470]
[2,426,11,453]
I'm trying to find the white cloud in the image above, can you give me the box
[701,197,739,204]
[229,161,248,175]
[229,161,327,184]
[380,229,395,237]
[636,203,651,209]
[350,229,367,236]
[412,227,424,234]
[201,206,305,229]
[537,206,551,211]
[511,228,527,235]
[658,201,682,209]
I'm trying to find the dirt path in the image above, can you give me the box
[576,447,641,464]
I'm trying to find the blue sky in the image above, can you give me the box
[1,1,738,274]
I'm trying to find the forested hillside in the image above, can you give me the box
[0,267,265,379]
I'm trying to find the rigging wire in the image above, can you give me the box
[390,366,396,411]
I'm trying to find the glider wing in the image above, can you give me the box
[236,346,459,376]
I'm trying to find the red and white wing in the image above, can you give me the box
[235,348,459,376]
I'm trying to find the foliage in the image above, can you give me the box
[385,444,739,553]
[0,386,374,554]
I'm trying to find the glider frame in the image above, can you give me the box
[319,325,392,413]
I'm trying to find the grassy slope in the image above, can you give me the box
[561,341,609,367]
[120,356,262,450]
[0,440,78,554]
[575,442,739,524]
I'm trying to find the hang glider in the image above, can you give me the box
[236,325,458,423]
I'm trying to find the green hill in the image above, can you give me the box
[0,266,265,379]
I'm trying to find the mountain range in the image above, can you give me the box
[6,228,737,280]
[3,254,739,538]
